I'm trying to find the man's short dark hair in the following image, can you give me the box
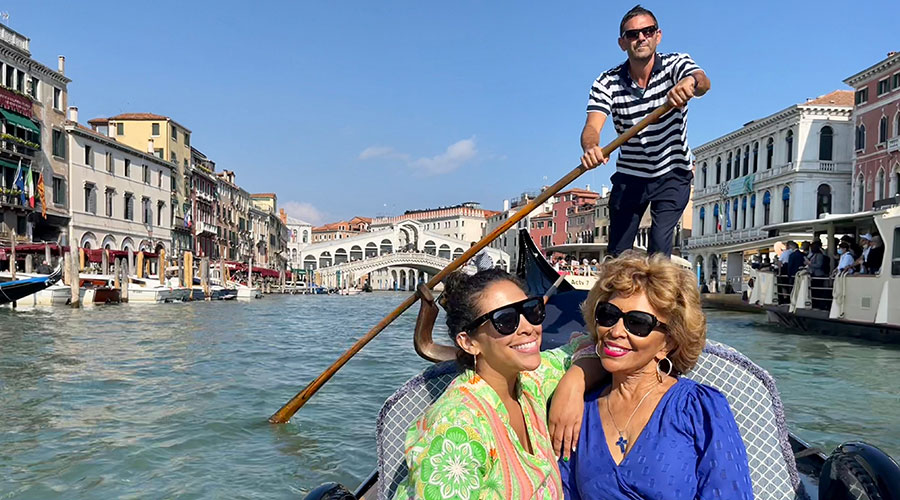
[620,4,658,36]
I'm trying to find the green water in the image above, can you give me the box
[0,294,897,498]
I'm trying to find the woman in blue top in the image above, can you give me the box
[557,253,754,500]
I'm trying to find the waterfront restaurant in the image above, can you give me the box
[685,91,854,291]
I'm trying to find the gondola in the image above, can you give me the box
[0,266,63,306]
[303,228,900,500]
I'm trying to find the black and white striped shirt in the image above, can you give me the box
[587,52,701,178]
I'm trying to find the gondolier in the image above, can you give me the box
[580,5,710,257]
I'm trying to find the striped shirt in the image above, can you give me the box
[587,52,701,178]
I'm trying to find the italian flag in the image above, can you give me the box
[24,164,34,208]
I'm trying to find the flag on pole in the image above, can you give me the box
[37,172,46,218]
[24,164,34,208]
[13,159,25,206]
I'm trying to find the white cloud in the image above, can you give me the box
[358,137,478,176]
[411,138,477,176]
[281,201,326,225]
[358,146,396,160]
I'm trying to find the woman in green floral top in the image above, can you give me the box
[394,269,598,500]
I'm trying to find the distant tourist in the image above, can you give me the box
[866,235,885,274]
[36,260,52,274]
[836,242,856,274]
[786,241,805,278]
[578,5,710,257]
[807,241,829,277]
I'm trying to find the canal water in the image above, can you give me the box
[1,293,898,498]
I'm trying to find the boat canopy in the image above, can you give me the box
[761,209,888,234]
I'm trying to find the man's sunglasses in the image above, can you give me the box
[464,297,546,335]
[621,25,658,40]
[594,301,668,337]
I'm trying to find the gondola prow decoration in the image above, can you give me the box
[268,102,674,424]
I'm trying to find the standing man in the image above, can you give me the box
[580,5,710,257]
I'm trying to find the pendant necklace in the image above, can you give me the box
[606,384,659,454]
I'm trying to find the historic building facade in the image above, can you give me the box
[66,113,172,254]
[0,24,71,248]
[370,202,493,246]
[190,147,217,258]
[685,90,854,288]
[485,191,553,269]
[843,51,900,211]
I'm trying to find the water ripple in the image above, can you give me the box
[0,296,896,498]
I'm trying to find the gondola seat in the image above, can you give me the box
[374,341,809,500]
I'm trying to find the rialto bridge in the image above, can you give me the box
[299,220,509,290]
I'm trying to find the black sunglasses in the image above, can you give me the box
[594,301,667,337]
[621,25,658,40]
[464,297,546,335]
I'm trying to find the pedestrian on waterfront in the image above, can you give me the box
[36,260,52,274]
[395,269,603,499]
[579,5,710,257]
[555,253,753,499]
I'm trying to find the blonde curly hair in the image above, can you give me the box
[581,252,706,374]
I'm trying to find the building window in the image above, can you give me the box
[701,163,707,188]
[726,153,732,181]
[84,145,92,166]
[171,126,177,142]
[855,88,868,105]
[782,186,790,223]
[117,122,124,136]
[52,129,66,158]
[878,78,890,95]
[105,188,114,217]
[752,142,759,173]
[856,174,865,211]
[170,151,177,164]
[894,73,900,91]
[713,204,720,233]
[856,125,866,151]
[785,130,793,164]
[766,137,773,169]
[143,164,150,183]
[876,169,885,200]
[741,196,747,228]
[750,194,756,227]
[84,183,96,214]
[742,145,749,176]
[52,177,65,206]
[879,116,888,144]
[816,184,832,217]
[819,126,833,161]
[699,207,705,236]
[154,148,163,159]
[106,152,113,173]
[53,87,62,110]
[763,191,771,226]
[29,77,39,99]
[184,134,190,147]
[142,197,151,224]
[124,193,134,221]
[715,157,721,184]
[157,201,164,226]
[152,123,160,136]
[124,159,131,178]
[732,199,738,230]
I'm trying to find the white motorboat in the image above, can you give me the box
[127,277,174,303]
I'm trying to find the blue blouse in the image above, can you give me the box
[559,378,754,500]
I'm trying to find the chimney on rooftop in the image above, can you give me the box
[889,51,898,58]
[58,56,65,75]
[67,106,78,123]
[503,199,510,211]
[148,138,154,154]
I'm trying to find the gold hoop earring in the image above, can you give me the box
[595,342,603,358]
[473,353,478,373]
[656,356,673,382]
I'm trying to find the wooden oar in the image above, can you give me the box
[268,102,673,424]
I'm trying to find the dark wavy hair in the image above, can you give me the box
[620,4,658,36]
[441,268,526,370]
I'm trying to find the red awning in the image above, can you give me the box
[0,243,68,254]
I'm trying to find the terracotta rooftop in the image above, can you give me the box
[109,113,169,121]
[251,193,277,198]
[87,117,108,125]
[800,90,854,107]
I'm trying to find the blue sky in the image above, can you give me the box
[7,1,897,224]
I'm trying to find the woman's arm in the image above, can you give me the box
[548,357,605,460]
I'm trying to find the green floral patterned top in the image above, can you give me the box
[393,334,594,500]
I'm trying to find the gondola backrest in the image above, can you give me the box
[375,341,808,500]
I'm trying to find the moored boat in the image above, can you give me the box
[0,266,63,306]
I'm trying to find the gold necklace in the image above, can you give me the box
[606,384,658,454]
